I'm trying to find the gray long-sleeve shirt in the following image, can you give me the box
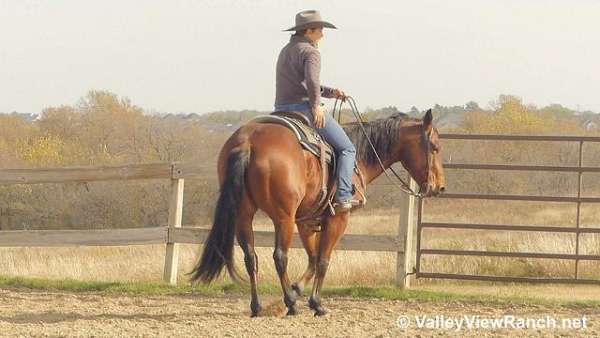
[275,35,335,110]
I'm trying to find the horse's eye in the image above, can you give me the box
[431,144,439,153]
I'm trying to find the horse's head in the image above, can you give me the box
[400,109,446,197]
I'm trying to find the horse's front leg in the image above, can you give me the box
[308,212,349,316]
[292,224,320,297]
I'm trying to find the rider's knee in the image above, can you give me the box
[341,144,356,156]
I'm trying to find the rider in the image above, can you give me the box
[274,10,358,212]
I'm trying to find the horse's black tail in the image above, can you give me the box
[190,148,250,284]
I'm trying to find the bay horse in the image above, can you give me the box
[191,109,445,317]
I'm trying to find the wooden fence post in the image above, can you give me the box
[396,178,417,288]
[163,177,185,285]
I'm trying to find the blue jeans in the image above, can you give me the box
[274,102,356,202]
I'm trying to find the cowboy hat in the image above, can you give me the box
[283,10,337,31]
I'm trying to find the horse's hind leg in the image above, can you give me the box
[235,194,260,317]
[292,224,319,297]
[272,216,299,315]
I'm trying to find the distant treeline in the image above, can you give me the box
[0,91,598,230]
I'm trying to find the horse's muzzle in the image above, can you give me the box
[421,183,445,197]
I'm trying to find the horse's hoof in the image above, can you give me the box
[313,307,327,316]
[250,303,262,317]
[308,297,326,316]
[291,282,303,297]
[286,305,299,316]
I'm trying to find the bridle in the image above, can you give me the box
[333,96,433,198]
[421,124,434,196]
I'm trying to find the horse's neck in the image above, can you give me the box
[357,158,399,185]
[354,122,413,185]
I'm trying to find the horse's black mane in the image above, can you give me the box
[343,113,421,166]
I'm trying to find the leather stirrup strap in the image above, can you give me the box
[354,165,367,205]
[318,139,328,205]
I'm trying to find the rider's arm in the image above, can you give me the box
[320,86,336,98]
[304,49,324,110]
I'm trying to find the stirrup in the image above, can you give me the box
[332,199,361,213]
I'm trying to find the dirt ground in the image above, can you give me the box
[0,288,598,338]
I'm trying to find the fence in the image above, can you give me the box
[0,162,415,286]
[415,134,600,284]
[2,134,599,287]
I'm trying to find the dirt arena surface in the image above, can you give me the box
[0,288,598,337]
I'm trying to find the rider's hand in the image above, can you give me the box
[333,88,347,102]
[312,105,326,128]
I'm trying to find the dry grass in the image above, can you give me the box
[4,244,600,305]
[0,244,396,286]
[0,200,598,293]
[420,281,600,304]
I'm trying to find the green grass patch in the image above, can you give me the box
[0,275,599,308]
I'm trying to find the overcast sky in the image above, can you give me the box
[1,0,599,114]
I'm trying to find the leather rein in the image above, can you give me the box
[332,96,431,198]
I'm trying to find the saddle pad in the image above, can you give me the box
[250,114,334,165]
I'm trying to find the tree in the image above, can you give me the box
[409,106,420,116]
[465,101,480,112]
[539,104,574,118]
[39,105,81,141]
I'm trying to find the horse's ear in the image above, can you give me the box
[423,109,433,131]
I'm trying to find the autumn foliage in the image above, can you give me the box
[0,91,598,230]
